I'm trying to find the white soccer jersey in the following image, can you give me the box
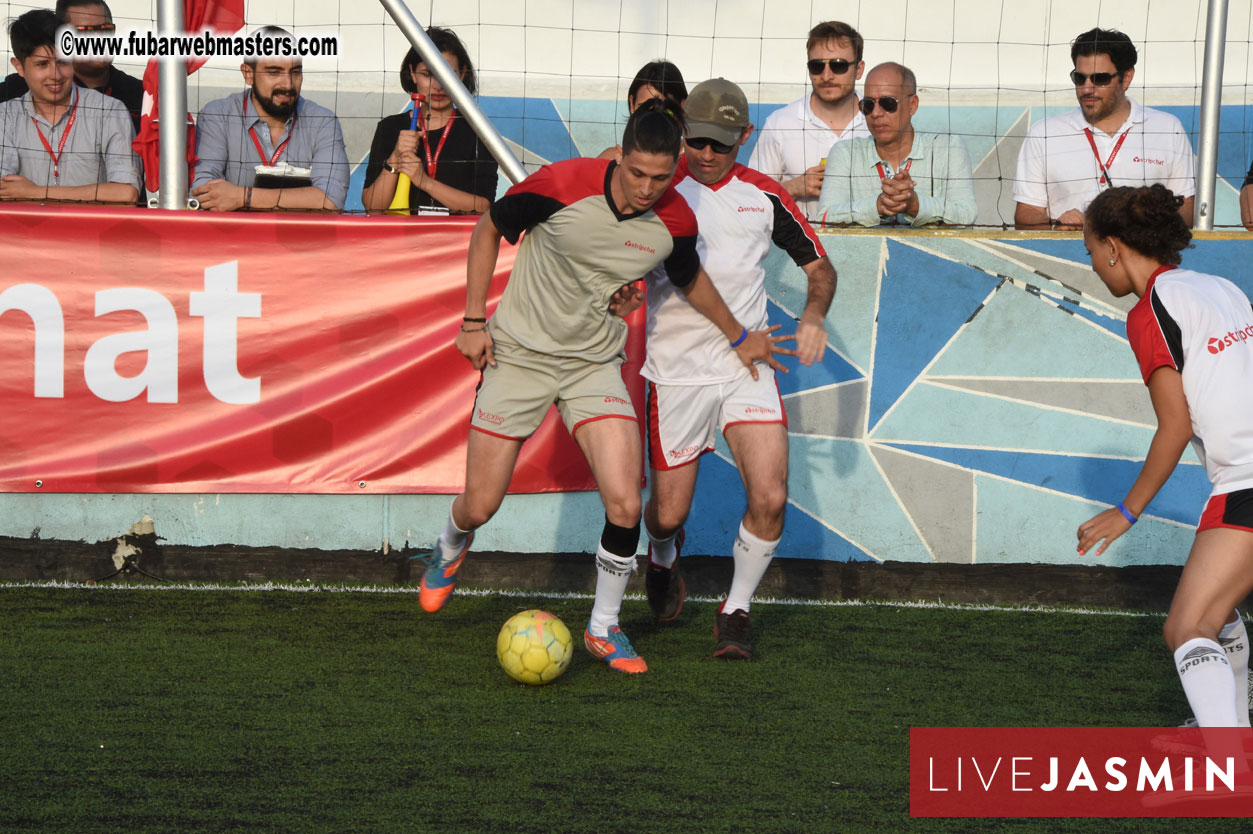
[1013,98,1195,218]
[1127,266,1253,496]
[748,94,870,221]
[643,158,826,385]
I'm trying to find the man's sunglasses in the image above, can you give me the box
[1069,70,1122,87]
[859,96,901,115]
[74,23,116,31]
[807,58,853,76]
[685,136,736,154]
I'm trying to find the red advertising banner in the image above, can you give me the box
[911,726,1253,817]
[0,205,641,494]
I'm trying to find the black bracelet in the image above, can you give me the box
[463,316,487,323]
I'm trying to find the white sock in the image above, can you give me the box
[1175,637,1239,726]
[588,546,634,637]
[1220,613,1251,728]
[436,504,471,562]
[647,524,678,568]
[724,522,779,614]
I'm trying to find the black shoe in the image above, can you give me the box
[645,529,686,622]
[713,601,753,660]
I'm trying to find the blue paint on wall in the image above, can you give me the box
[868,240,1000,430]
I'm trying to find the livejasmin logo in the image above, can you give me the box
[1207,323,1253,354]
[927,755,1238,793]
[0,261,260,404]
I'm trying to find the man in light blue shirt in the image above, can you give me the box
[192,27,348,212]
[816,62,976,227]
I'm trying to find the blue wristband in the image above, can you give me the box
[1117,502,1138,525]
[730,327,748,348]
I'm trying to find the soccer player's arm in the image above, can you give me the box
[457,210,503,369]
[1077,304,1190,556]
[760,175,834,365]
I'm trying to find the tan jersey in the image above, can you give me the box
[489,157,699,363]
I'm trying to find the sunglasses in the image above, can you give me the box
[74,23,116,31]
[807,58,853,76]
[1069,70,1122,87]
[685,136,737,154]
[859,96,901,115]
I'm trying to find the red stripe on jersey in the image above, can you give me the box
[1126,270,1180,385]
[651,181,698,239]
[503,156,610,203]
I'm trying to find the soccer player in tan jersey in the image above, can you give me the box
[420,100,792,674]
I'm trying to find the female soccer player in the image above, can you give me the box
[1077,184,1253,729]
[361,27,497,214]
[420,99,791,674]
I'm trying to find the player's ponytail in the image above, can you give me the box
[622,97,686,159]
[1087,184,1192,265]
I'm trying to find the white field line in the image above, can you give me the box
[0,579,1172,618]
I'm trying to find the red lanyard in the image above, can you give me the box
[875,157,913,181]
[244,92,296,166]
[417,106,455,179]
[1084,127,1131,186]
[31,87,79,180]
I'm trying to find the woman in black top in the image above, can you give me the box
[362,27,498,214]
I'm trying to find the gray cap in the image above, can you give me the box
[684,77,749,145]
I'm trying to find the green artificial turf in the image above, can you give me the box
[0,586,1232,833]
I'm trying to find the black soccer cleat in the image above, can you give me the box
[713,600,753,660]
[645,528,686,622]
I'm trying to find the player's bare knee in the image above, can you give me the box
[459,495,502,530]
[747,485,787,526]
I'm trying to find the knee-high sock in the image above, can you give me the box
[436,502,471,562]
[724,522,779,614]
[588,547,635,637]
[588,517,640,637]
[1220,613,1251,728]
[1175,637,1239,727]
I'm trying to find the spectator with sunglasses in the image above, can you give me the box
[748,20,869,221]
[816,62,975,227]
[0,1,143,135]
[1013,28,1195,230]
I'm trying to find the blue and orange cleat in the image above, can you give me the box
[583,625,648,673]
[417,533,473,613]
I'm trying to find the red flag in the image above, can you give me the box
[132,1,247,193]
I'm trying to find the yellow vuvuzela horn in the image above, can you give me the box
[386,93,422,216]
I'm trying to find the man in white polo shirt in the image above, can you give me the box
[748,20,870,221]
[1014,27,1195,230]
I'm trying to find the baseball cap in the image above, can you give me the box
[684,78,749,145]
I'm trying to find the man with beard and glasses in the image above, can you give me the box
[816,62,975,227]
[748,20,870,222]
[192,26,349,212]
[1014,27,1195,230]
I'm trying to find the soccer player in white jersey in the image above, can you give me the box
[1077,185,1253,788]
[643,79,837,659]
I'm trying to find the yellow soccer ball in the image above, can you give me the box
[496,609,573,685]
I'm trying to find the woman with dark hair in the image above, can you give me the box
[1078,184,1253,743]
[597,60,687,160]
[362,27,497,214]
[417,99,789,675]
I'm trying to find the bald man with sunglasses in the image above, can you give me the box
[815,62,975,227]
[1014,28,1195,230]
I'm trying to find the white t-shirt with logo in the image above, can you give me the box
[643,157,825,385]
[1013,98,1195,218]
[1127,266,1253,496]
